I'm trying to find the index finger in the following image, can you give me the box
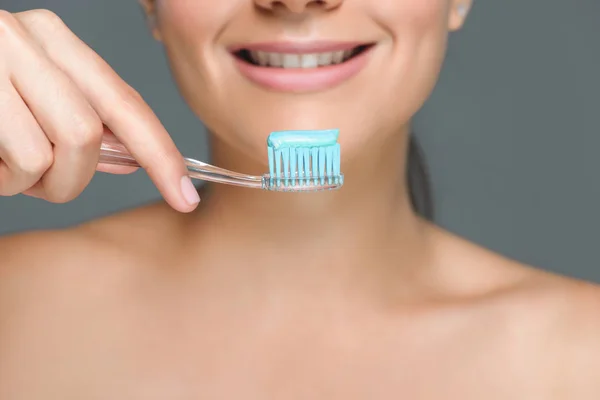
[16,10,199,211]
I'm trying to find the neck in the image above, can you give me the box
[182,125,434,301]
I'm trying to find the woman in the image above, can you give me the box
[0,0,599,397]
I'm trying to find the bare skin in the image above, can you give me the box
[1,199,599,399]
[1,0,600,398]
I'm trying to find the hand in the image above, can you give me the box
[0,9,200,211]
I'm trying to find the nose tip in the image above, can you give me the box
[254,0,343,13]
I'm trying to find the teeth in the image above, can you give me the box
[246,48,362,68]
[301,54,319,68]
[317,52,333,66]
[250,51,269,66]
[268,53,282,67]
[256,51,268,66]
[282,54,300,68]
[332,51,344,64]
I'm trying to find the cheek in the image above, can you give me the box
[155,1,267,157]
[157,0,237,33]
[154,0,211,74]
[370,0,450,124]
[371,0,449,28]
[155,1,238,120]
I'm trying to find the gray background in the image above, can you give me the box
[1,0,599,282]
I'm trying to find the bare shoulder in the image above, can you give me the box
[0,201,183,270]
[461,233,600,393]
[527,270,600,395]
[0,201,193,386]
[490,267,600,396]
[431,226,600,393]
[432,226,600,326]
[0,201,185,322]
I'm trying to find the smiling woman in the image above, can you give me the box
[0,0,599,398]
[231,42,375,91]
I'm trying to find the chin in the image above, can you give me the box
[168,46,427,172]
[202,107,400,174]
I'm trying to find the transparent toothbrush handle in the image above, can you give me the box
[99,135,264,189]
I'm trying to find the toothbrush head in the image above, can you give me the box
[265,129,343,192]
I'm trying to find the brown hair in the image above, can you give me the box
[407,135,434,220]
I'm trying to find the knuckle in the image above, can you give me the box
[45,189,78,204]
[21,9,64,30]
[0,10,18,45]
[99,83,145,122]
[116,84,144,111]
[13,146,54,177]
[63,112,103,149]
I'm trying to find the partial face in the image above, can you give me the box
[143,0,471,167]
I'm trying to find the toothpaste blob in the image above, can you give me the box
[267,129,341,187]
[267,129,339,149]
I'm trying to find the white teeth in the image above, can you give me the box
[256,51,268,66]
[282,54,300,68]
[300,54,319,68]
[332,51,344,64]
[246,48,362,68]
[317,52,333,66]
[269,53,282,67]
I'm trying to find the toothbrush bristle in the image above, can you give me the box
[266,129,342,189]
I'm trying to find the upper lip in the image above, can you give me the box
[228,41,373,54]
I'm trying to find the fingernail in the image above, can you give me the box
[180,176,200,205]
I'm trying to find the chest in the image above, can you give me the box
[0,311,557,400]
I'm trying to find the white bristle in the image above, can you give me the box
[282,148,290,185]
[311,148,319,185]
[290,148,297,185]
[318,147,326,185]
[302,148,310,184]
[268,147,275,185]
[326,147,334,184]
[275,150,282,186]
[333,144,341,183]
[267,144,341,188]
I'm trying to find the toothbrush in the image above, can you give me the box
[99,129,344,192]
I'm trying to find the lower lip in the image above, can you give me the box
[232,48,373,93]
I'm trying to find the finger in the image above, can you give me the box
[16,10,199,212]
[5,14,103,203]
[21,184,45,199]
[96,126,139,174]
[0,82,54,196]
[24,163,139,199]
[96,163,139,175]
